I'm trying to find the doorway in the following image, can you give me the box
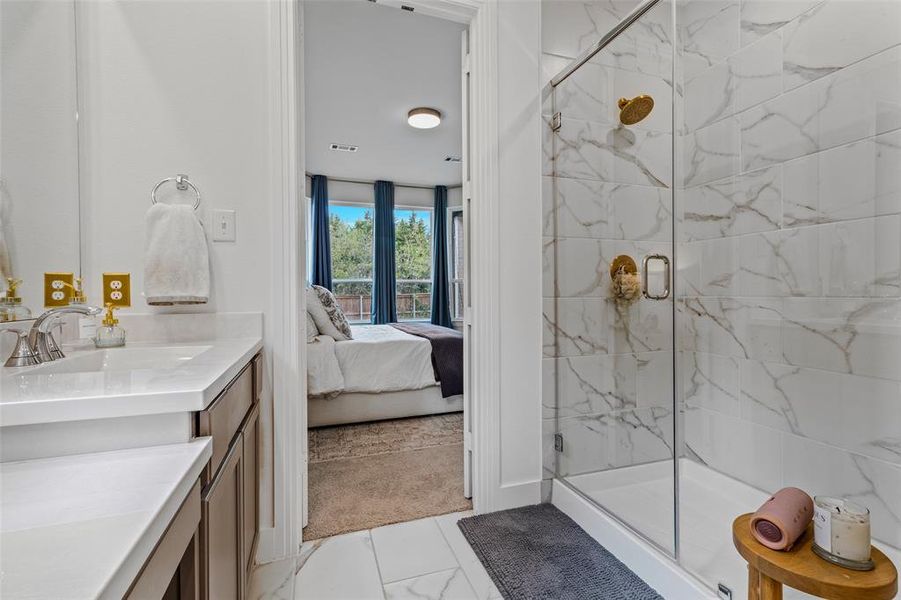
[298,0,475,543]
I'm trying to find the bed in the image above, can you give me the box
[307,324,463,427]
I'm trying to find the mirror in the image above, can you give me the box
[0,0,82,322]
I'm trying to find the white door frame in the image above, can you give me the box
[267,0,501,559]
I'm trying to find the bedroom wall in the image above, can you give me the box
[303,176,463,208]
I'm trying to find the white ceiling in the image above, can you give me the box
[304,1,465,187]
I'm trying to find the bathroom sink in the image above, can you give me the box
[25,345,212,375]
[0,335,261,429]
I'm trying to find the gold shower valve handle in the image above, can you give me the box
[609,254,638,279]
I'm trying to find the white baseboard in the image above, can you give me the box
[492,479,542,512]
[552,479,715,600]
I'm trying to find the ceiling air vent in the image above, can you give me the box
[445,156,462,163]
[330,143,358,153]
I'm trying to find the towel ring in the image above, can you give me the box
[150,174,201,210]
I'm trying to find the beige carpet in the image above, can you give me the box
[305,413,472,540]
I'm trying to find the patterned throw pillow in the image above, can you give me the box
[306,287,349,341]
[312,285,353,340]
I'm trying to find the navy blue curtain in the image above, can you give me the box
[372,180,397,324]
[310,175,332,290]
[430,186,452,328]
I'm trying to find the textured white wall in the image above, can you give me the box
[75,0,281,553]
[77,0,275,316]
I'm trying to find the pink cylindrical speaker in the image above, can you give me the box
[749,487,814,551]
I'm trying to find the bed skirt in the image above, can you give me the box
[308,387,463,428]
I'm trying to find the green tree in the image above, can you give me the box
[395,212,432,282]
[330,210,372,295]
[328,208,432,316]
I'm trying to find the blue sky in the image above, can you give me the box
[332,205,431,233]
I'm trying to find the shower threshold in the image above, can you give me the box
[560,459,901,600]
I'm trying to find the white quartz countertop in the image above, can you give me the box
[0,337,262,427]
[0,438,212,599]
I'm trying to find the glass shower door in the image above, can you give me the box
[544,0,677,557]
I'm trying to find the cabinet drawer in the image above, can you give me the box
[199,365,253,477]
[127,481,201,600]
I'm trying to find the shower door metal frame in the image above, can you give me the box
[549,0,662,87]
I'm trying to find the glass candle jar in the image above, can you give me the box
[812,496,874,570]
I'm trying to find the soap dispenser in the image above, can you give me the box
[65,277,88,306]
[67,277,99,348]
[94,303,126,348]
[0,278,32,322]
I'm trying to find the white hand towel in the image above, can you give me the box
[144,203,210,305]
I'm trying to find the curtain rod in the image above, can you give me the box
[551,0,661,87]
[305,172,462,190]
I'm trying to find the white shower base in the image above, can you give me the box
[563,459,900,600]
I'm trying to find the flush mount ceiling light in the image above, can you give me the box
[407,107,441,129]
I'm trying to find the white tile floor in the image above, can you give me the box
[248,511,502,600]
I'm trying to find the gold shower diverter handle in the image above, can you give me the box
[641,254,670,300]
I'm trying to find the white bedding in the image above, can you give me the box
[306,335,345,397]
[307,324,437,397]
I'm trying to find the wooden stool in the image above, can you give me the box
[733,513,898,600]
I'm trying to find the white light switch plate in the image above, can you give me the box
[212,209,236,242]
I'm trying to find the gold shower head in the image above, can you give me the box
[618,95,654,125]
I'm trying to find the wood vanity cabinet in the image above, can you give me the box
[197,353,262,600]
[201,440,244,600]
[126,482,202,600]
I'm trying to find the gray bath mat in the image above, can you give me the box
[458,504,663,600]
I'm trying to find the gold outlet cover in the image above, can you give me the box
[102,273,132,307]
[44,272,74,307]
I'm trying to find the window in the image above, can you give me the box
[329,204,374,322]
[450,210,464,321]
[394,208,432,321]
[314,202,433,323]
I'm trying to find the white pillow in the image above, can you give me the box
[306,286,352,341]
[305,311,319,343]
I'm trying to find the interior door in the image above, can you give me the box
[461,27,473,499]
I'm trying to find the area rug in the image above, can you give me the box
[308,412,464,462]
[458,504,663,600]
[304,413,471,540]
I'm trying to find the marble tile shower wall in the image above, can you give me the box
[676,0,901,550]
[541,0,676,480]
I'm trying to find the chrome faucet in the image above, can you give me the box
[2,328,39,367]
[29,305,102,363]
